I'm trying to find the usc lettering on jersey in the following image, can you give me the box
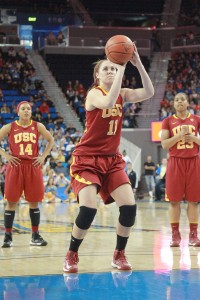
[74,86,124,156]
[8,120,39,160]
[162,113,200,158]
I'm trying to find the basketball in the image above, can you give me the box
[105,35,134,65]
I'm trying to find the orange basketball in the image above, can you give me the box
[105,35,134,65]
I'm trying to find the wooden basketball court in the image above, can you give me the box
[0,198,200,299]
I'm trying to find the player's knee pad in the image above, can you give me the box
[75,206,97,230]
[119,204,137,227]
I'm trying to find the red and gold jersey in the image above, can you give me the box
[162,113,200,158]
[8,120,40,160]
[74,86,124,156]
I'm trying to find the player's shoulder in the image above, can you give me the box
[162,115,173,124]
[191,114,200,121]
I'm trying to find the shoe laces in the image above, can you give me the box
[4,233,12,242]
[67,251,78,264]
[33,232,42,240]
[116,250,128,263]
[190,231,198,239]
[172,230,180,238]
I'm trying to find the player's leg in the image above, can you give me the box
[24,164,46,246]
[2,201,18,248]
[29,201,47,246]
[166,157,184,247]
[187,201,200,246]
[111,183,136,270]
[169,201,181,247]
[185,157,200,246]
[63,184,98,273]
[2,165,23,248]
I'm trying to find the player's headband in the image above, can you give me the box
[16,101,32,113]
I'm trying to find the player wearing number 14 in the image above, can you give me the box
[0,101,54,248]
[63,45,154,273]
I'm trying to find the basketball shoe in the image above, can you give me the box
[111,250,132,270]
[30,232,47,246]
[2,233,13,248]
[189,231,200,247]
[63,250,79,273]
[170,230,181,247]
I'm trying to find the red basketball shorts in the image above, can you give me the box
[166,156,200,202]
[70,154,130,204]
[4,160,44,203]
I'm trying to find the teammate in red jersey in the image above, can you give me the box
[161,92,200,247]
[0,101,54,248]
[63,43,154,273]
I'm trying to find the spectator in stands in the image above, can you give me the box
[44,168,57,186]
[122,150,132,165]
[66,86,75,104]
[1,103,10,114]
[8,47,16,60]
[32,107,43,122]
[54,161,68,177]
[20,82,29,95]
[0,115,6,126]
[73,79,80,91]
[144,155,156,199]
[44,178,57,203]
[155,158,168,183]
[50,145,59,161]
[17,47,27,62]
[39,101,50,114]
[154,157,168,202]
[64,182,76,203]
[57,31,65,45]
[126,162,137,195]
[44,113,54,125]
[47,31,57,46]
[55,149,66,163]
[53,112,64,125]
[77,83,86,98]
[65,140,75,153]
[155,174,166,202]
[0,53,3,70]
[0,88,4,101]
[66,124,77,135]
[0,159,6,197]
[55,172,70,187]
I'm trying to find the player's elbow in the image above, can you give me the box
[161,141,167,149]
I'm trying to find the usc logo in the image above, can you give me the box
[102,104,122,118]
[14,132,37,144]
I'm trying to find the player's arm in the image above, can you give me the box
[0,124,20,165]
[37,123,54,160]
[0,124,11,159]
[121,45,154,103]
[184,133,200,145]
[161,128,183,149]
[86,64,126,110]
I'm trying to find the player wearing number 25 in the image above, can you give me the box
[161,92,200,247]
[0,101,54,248]
[63,44,154,273]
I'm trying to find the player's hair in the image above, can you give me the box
[85,60,106,95]
[174,92,189,102]
[86,59,117,96]
[92,59,106,87]
[16,101,31,113]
